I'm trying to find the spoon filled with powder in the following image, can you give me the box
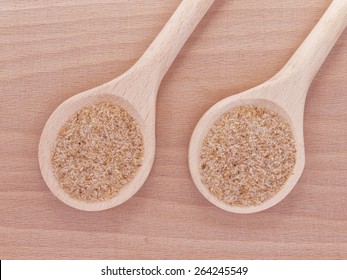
[39,0,215,211]
[189,0,347,213]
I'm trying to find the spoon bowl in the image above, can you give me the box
[39,84,152,211]
[39,0,216,211]
[189,80,306,214]
[189,0,347,213]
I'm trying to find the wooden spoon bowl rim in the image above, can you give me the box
[188,96,305,213]
[38,91,154,211]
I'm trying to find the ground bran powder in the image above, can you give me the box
[51,102,144,202]
[200,105,296,207]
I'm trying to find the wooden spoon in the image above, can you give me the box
[189,0,347,213]
[39,0,215,211]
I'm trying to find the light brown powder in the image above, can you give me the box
[51,102,144,202]
[200,105,296,207]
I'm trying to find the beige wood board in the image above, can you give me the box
[0,0,346,259]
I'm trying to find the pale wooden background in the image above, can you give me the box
[1,0,346,259]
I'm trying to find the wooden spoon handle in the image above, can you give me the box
[137,0,215,82]
[278,0,347,87]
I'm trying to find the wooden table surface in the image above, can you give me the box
[1,0,346,260]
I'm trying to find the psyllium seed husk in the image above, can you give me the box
[51,102,144,202]
[200,105,296,207]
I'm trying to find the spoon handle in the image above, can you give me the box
[137,0,215,82]
[278,0,347,87]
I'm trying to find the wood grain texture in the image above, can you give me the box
[0,0,346,259]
